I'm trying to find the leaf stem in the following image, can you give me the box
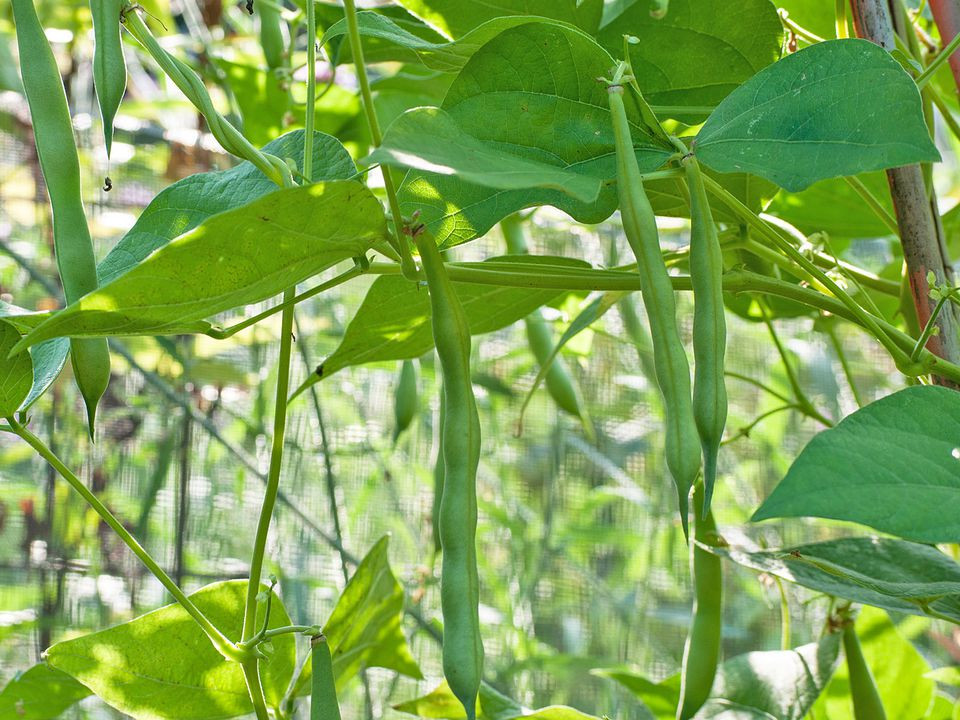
[304,0,316,181]
[917,24,960,87]
[242,295,296,642]
[5,416,245,662]
[842,176,899,234]
[341,0,418,279]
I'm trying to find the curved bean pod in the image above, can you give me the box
[258,0,285,70]
[843,620,886,720]
[91,0,126,171]
[677,483,722,720]
[684,156,727,513]
[13,0,111,435]
[608,81,700,531]
[415,233,483,720]
[393,359,419,442]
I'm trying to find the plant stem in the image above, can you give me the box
[242,296,296,642]
[6,416,244,662]
[241,659,272,720]
[824,321,865,407]
[341,0,418,278]
[836,0,849,38]
[916,23,960,87]
[779,9,828,43]
[842,176,899,234]
[304,0,316,181]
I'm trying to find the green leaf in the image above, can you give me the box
[17,181,386,346]
[752,386,960,543]
[647,170,778,223]
[292,536,422,697]
[397,21,673,247]
[590,669,680,719]
[776,0,839,41]
[97,130,356,286]
[0,664,91,720]
[45,581,297,720]
[0,320,33,417]
[699,637,841,720]
[597,0,783,121]
[0,302,67,412]
[696,39,940,192]
[21,338,69,412]
[766,171,895,238]
[321,13,564,72]
[371,107,602,202]
[927,667,960,686]
[710,536,960,623]
[811,607,934,720]
[293,256,587,395]
[394,0,603,39]
[393,681,600,720]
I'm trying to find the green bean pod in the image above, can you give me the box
[677,483,722,720]
[310,634,342,720]
[393,359,419,442]
[90,0,126,168]
[501,216,584,419]
[13,0,111,436]
[684,157,727,514]
[608,82,700,531]
[432,388,446,558]
[843,621,886,720]
[258,0,285,70]
[415,233,483,720]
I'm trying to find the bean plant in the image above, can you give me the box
[4,0,960,718]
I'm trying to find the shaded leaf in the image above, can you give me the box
[45,581,296,720]
[590,669,680,719]
[394,0,603,39]
[0,664,91,720]
[397,21,673,247]
[711,536,960,623]
[18,181,386,345]
[752,386,960,543]
[598,0,783,121]
[696,40,939,192]
[0,320,33,416]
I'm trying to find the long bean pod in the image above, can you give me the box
[415,233,483,720]
[843,620,886,720]
[91,0,126,176]
[310,634,342,720]
[501,215,584,419]
[393,359,419,442]
[684,156,727,513]
[677,483,722,720]
[13,0,111,435]
[258,0,285,70]
[608,76,700,530]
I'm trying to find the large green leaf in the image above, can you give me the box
[0,320,33,416]
[291,536,422,697]
[590,670,680,719]
[698,637,841,720]
[766,171,895,238]
[97,130,355,286]
[17,181,386,346]
[45,581,296,720]
[0,664,91,720]
[397,21,674,247]
[695,39,940,192]
[394,0,603,39]
[752,386,960,543]
[370,107,602,201]
[598,0,783,121]
[293,256,586,395]
[811,607,934,720]
[711,536,960,622]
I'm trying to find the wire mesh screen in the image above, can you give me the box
[0,70,935,720]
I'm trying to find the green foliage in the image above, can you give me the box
[696,40,940,191]
[0,320,33,416]
[18,182,386,344]
[753,386,960,542]
[394,0,603,39]
[0,664,91,719]
[45,581,297,720]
